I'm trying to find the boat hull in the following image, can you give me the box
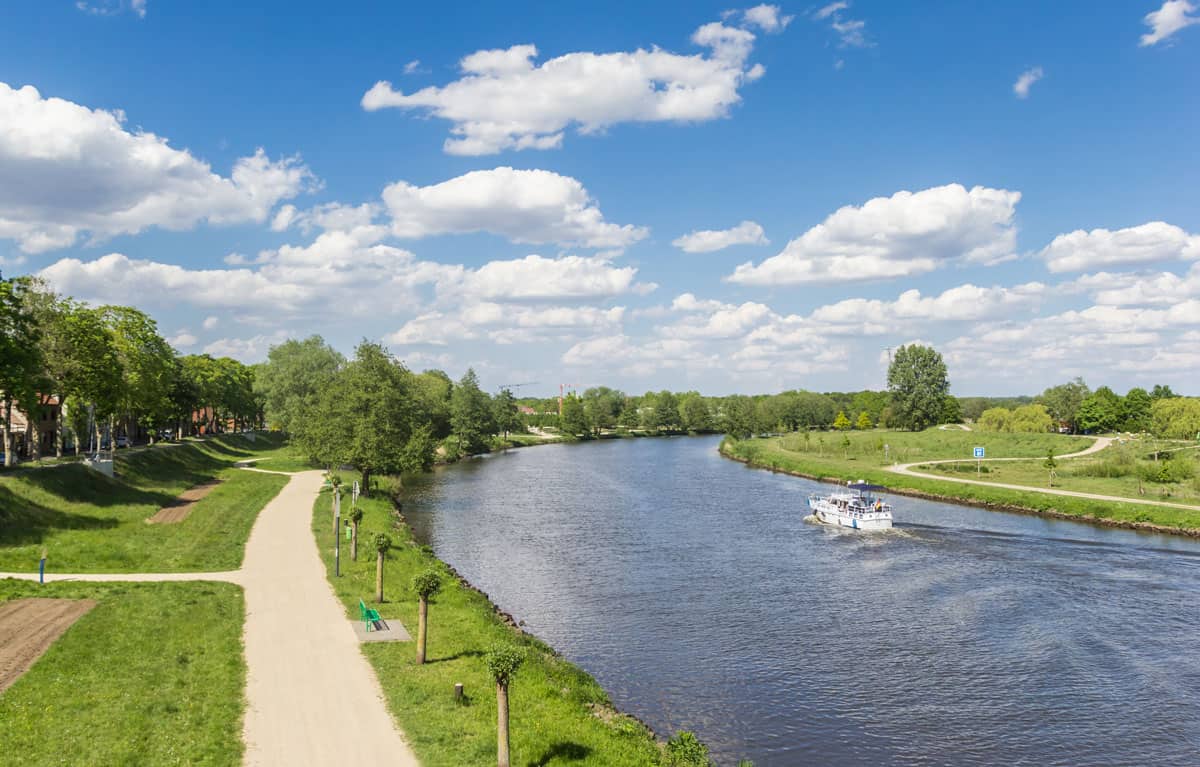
[808,498,893,531]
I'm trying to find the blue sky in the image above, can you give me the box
[2,0,1198,397]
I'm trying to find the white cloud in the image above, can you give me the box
[811,283,1045,325]
[76,0,144,17]
[1067,263,1200,307]
[361,17,771,155]
[167,330,196,348]
[743,5,794,33]
[728,183,1020,285]
[387,303,625,346]
[131,0,146,17]
[672,220,768,253]
[202,316,219,330]
[0,82,315,253]
[203,332,290,362]
[1038,221,1200,272]
[813,1,869,47]
[452,254,646,301]
[382,167,647,248]
[663,299,774,339]
[403,60,424,75]
[1013,66,1044,99]
[1140,0,1200,46]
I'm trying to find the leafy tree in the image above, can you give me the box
[679,393,713,433]
[721,395,756,440]
[451,368,495,455]
[833,411,851,431]
[664,731,714,767]
[1150,397,1200,439]
[254,335,344,434]
[1011,404,1054,433]
[856,411,873,430]
[978,407,1013,432]
[1037,378,1090,432]
[412,569,443,665]
[296,342,427,495]
[841,433,851,458]
[940,395,963,425]
[1121,387,1153,432]
[373,533,392,603]
[485,645,525,767]
[887,344,950,431]
[1044,449,1057,488]
[558,392,589,436]
[412,369,454,439]
[1150,384,1176,400]
[653,390,680,432]
[1076,386,1121,433]
[0,274,42,465]
[100,306,175,442]
[492,388,522,438]
[582,386,623,435]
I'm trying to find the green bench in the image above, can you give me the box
[358,599,382,632]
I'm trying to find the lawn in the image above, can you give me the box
[725,430,1200,532]
[311,479,663,767]
[0,579,245,766]
[0,434,289,573]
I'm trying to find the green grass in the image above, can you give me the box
[724,430,1200,532]
[311,479,663,767]
[0,434,290,573]
[0,579,245,766]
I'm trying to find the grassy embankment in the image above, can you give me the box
[311,478,662,767]
[722,429,1200,532]
[0,433,293,572]
[0,579,245,766]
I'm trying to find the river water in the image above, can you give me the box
[402,436,1200,766]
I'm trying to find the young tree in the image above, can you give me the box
[485,645,525,767]
[451,368,496,454]
[1044,449,1057,488]
[373,533,392,603]
[349,505,363,561]
[855,411,873,431]
[841,433,851,459]
[886,344,950,431]
[412,569,443,665]
[833,411,851,431]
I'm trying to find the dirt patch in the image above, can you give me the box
[0,597,97,693]
[147,479,223,524]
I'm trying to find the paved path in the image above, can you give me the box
[888,437,1200,512]
[0,469,419,767]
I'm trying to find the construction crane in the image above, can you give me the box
[496,382,538,394]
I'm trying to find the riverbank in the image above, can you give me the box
[720,436,1200,537]
[311,476,664,767]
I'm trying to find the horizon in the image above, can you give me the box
[2,1,1197,396]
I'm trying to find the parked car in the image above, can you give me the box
[116,436,130,448]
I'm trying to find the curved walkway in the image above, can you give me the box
[1,469,419,767]
[888,437,1200,512]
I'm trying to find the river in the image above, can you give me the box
[402,435,1200,766]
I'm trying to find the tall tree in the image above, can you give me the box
[1037,378,1090,433]
[558,392,589,436]
[887,344,950,431]
[1076,386,1122,433]
[0,274,42,465]
[450,368,495,454]
[492,388,522,438]
[254,335,344,434]
[1121,387,1153,432]
[721,395,756,440]
[1150,384,1176,400]
[100,306,175,442]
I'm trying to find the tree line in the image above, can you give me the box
[0,273,260,466]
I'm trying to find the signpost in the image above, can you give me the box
[334,487,341,577]
[974,446,985,475]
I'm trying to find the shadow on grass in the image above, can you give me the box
[0,482,118,545]
[527,742,592,766]
[9,464,169,509]
[427,648,486,664]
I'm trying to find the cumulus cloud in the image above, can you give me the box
[383,167,647,248]
[811,282,1046,326]
[76,0,146,17]
[727,183,1020,285]
[742,5,794,33]
[1013,66,1044,98]
[0,82,315,253]
[1140,1,1200,46]
[451,254,646,301]
[167,330,197,348]
[361,16,772,155]
[386,304,625,346]
[1066,264,1200,307]
[1038,221,1200,272]
[672,220,768,253]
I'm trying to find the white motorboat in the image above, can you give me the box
[808,480,893,531]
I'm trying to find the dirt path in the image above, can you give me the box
[239,470,418,766]
[146,478,224,524]
[886,437,1200,512]
[0,469,419,766]
[0,598,96,693]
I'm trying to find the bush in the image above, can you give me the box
[664,731,713,767]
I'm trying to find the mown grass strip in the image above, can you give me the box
[0,579,245,767]
[723,434,1200,532]
[0,434,289,572]
[311,479,662,767]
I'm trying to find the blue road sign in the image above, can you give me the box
[973,447,985,458]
